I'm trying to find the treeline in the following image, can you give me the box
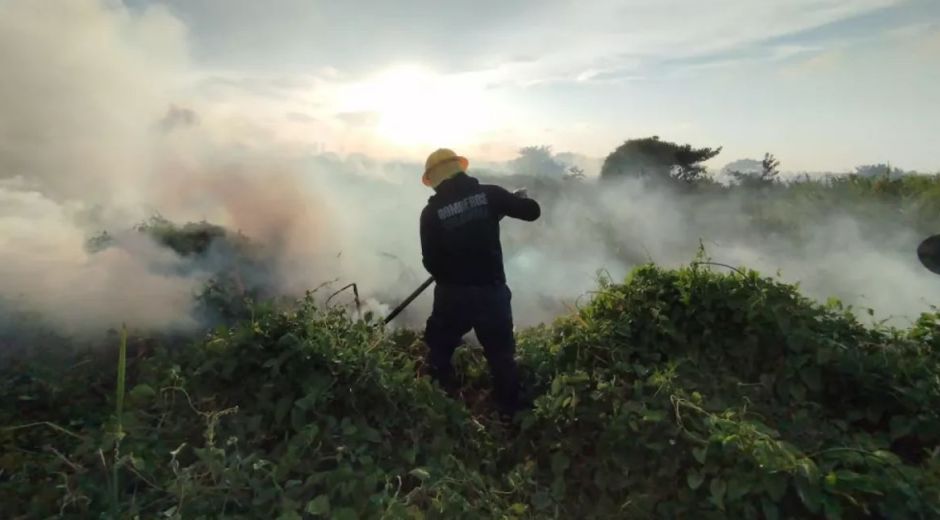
[479,137,940,241]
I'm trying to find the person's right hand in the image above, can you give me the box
[512,188,529,199]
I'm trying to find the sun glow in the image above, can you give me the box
[337,65,496,150]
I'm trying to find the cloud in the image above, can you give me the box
[197,74,329,99]
[134,0,903,84]
[114,0,935,169]
[335,111,381,127]
[476,1,903,85]
[285,112,319,124]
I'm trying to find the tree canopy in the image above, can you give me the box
[728,153,781,188]
[510,145,567,179]
[600,136,722,183]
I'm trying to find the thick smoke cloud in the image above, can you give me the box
[0,0,422,335]
[0,187,202,334]
[0,0,200,336]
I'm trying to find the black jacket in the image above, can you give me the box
[420,172,541,285]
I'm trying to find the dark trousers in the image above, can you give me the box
[424,282,520,412]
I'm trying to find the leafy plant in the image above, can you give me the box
[2,263,939,518]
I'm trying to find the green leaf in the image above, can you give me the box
[128,384,156,401]
[710,477,727,510]
[409,468,430,481]
[305,495,330,516]
[274,396,291,425]
[871,450,902,465]
[532,490,552,511]
[290,407,305,432]
[795,474,822,514]
[727,476,751,501]
[764,473,788,501]
[332,507,358,520]
[509,503,528,515]
[692,446,708,464]
[687,470,705,490]
[890,415,915,439]
[833,470,884,495]
[789,383,807,401]
[362,426,382,443]
[551,475,566,499]
[799,366,822,392]
[823,495,844,519]
[551,452,570,475]
[761,499,780,520]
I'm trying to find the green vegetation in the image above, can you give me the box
[600,136,723,184]
[3,261,939,518]
[87,216,277,325]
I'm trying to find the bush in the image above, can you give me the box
[2,264,939,518]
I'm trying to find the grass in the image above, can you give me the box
[110,323,127,517]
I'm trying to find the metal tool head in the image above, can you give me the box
[917,234,940,275]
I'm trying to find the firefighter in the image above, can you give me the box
[419,148,541,416]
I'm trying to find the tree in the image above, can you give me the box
[721,158,762,176]
[563,166,585,181]
[510,145,567,179]
[600,136,722,184]
[854,163,905,179]
[761,152,780,180]
[728,153,780,188]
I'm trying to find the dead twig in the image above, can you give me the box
[2,422,86,441]
[326,283,361,317]
[691,261,748,277]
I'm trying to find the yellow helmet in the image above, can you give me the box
[423,148,469,188]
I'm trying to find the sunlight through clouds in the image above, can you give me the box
[334,65,511,151]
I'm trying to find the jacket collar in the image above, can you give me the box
[430,172,477,200]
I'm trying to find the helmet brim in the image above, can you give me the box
[423,156,468,187]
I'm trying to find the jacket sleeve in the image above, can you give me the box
[420,206,443,277]
[487,185,541,221]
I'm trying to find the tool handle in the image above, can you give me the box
[383,276,434,324]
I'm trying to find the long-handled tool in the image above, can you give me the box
[383,188,527,325]
[384,276,434,324]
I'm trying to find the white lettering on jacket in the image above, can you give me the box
[436,193,489,228]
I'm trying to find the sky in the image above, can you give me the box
[115,0,940,175]
[114,0,940,173]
